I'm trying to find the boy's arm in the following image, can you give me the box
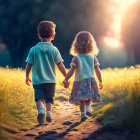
[25,63,32,86]
[94,65,103,89]
[56,62,66,77]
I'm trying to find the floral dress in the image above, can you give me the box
[69,55,101,105]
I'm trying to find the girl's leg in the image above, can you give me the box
[79,100,85,112]
[85,100,90,106]
[85,100,92,117]
[79,100,87,122]
[37,99,45,124]
[46,103,52,122]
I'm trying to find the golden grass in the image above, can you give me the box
[0,65,140,138]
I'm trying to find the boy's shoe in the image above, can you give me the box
[86,110,93,117]
[37,107,45,124]
[46,116,52,122]
[46,112,52,123]
[37,112,45,124]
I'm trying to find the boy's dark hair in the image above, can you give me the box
[37,21,56,38]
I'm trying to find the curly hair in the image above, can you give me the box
[70,31,99,56]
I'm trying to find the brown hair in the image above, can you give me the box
[70,31,99,56]
[37,21,56,38]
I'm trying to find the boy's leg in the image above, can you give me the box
[79,100,87,122]
[33,84,46,124]
[85,100,92,117]
[43,83,55,123]
[37,99,45,124]
[46,103,52,122]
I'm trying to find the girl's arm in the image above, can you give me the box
[94,65,103,89]
[65,66,76,81]
[65,56,77,81]
[63,66,76,88]
[25,63,32,86]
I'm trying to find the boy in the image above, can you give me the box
[25,21,66,124]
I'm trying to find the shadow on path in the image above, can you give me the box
[35,121,82,140]
[29,123,48,130]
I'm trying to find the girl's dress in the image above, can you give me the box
[69,54,101,105]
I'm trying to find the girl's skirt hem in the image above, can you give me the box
[69,78,101,105]
[69,96,101,106]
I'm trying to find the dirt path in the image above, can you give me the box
[16,90,135,140]
[16,100,101,140]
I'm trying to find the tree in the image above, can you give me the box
[0,0,112,67]
[41,0,113,66]
[0,0,52,67]
[121,1,140,64]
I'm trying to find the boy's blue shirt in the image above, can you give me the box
[25,42,63,85]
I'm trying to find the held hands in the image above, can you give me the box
[99,82,103,89]
[26,77,32,86]
[63,79,70,88]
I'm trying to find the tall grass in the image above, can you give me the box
[93,66,140,137]
[0,66,66,129]
[0,65,140,138]
[0,67,36,128]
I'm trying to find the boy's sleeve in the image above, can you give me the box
[94,56,100,66]
[25,47,34,64]
[70,56,77,67]
[54,48,64,64]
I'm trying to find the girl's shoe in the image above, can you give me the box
[81,112,87,122]
[81,116,87,122]
[86,110,93,117]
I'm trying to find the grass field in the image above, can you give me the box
[0,66,140,139]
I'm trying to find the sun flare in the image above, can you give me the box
[103,37,122,49]
[104,0,138,49]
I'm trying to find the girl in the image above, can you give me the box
[63,31,103,122]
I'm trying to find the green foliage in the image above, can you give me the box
[0,0,36,66]
[93,66,140,138]
[0,0,112,67]
[102,115,123,129]
[101,87,140,137]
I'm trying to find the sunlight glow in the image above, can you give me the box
[104,0,138,49]
[104,37,122,49]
